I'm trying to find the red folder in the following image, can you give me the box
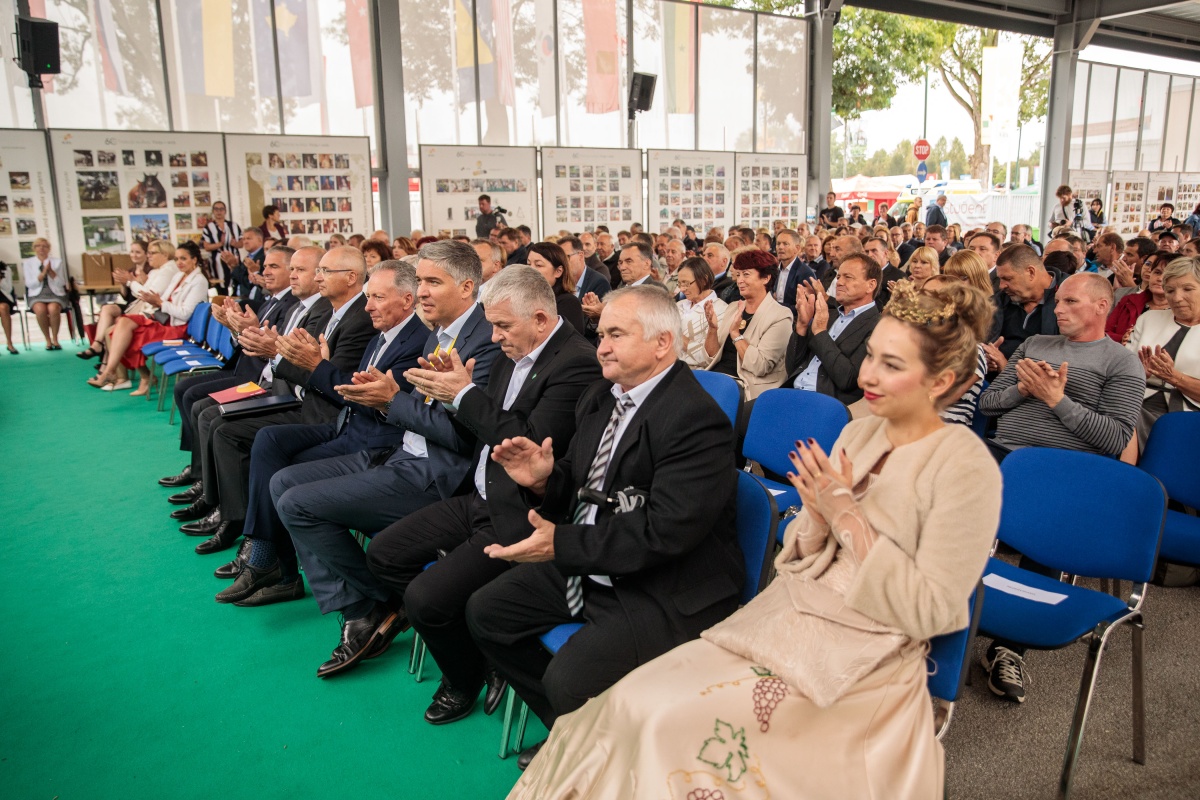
[208,382,267,404]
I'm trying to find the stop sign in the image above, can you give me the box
[914,139,931,161]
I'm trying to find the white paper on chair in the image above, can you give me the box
[768,489,787,497]
[983,573,1068,605]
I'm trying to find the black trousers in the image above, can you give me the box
[210,408,304,524]
[466,564,640,730]
[366,492,511,692]
[177,373,239,453]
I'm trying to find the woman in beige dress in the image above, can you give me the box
[509,280,1001,800]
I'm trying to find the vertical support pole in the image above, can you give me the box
[751,13,758,152]
[269,0,286,133]
[154,0,175,131]
[806,0,834,219]
[373,0,412,236]
[1040,20,1081,236]
[15,0,46,130]
[625,0,633,149]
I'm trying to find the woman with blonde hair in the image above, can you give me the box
[902,246,940,281]
[942,249,993,296]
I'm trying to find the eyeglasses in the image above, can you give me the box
[676,279,697,289]
[315,267,354,275]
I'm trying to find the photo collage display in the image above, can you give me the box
[256,151,357,237]
[550,163,634,227]
[1109,173,1147,236]
[0,169,38,258]
[1145,173,1179,230]
[434,176,531,237]
[738,163,803,230]
[655,163,728,232]
[1175,174,1200,225]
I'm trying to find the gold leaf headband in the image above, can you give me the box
[885,280,957,326]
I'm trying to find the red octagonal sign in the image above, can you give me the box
[913,139,931,161]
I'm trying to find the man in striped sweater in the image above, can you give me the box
[976,271,1145,703]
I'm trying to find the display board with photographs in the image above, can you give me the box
[0,129,60,269]
[1109,171,1149,236]
[733,152,807,231]
[1176,173,1200,225]
[540,147,643,235]
[224,134,374,241]
[1067,170,1109,220]
[646,149,736,236]
[419,145,538,239]
[1145,172,1180,229]
[49,129,228,264]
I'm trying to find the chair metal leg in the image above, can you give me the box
[408,632,421,675]
[1058,632,1110,799]
[169,396,177,424]
[515,702,529,753]
[499,686,517,758]
[1131,619,1146,765]
[414,636,428,682]
[157,374,171,411]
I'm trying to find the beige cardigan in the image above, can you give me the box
[705,293,793,400]
[781,416,1002,639]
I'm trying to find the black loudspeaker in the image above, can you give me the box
[17,16,61,77]
[628,72,656,119]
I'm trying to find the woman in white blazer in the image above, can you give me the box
[0,255,17,354]
[21,237,70,350]
[94,240,209,394]
[703,247,793,400]
[79,239,178,361]
[1128,255,1200,446]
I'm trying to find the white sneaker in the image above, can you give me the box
[102,380,134,391]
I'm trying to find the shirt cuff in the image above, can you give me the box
[450,383,477,411]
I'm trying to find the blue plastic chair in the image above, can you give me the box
[501,469,777,758]
[692,370,741,427]
[155,324,235,412]
[141,301,210,357]
[970,379,991,438]
[977,448,1166,799]
[741,388,850,542]
[927,583,983,740]
[1138,412,1200,567]
[153,313,225,365]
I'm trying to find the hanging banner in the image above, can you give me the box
[1110,171,1149,237]
[419,145,538,238]
[647,149,736,236]
[540,147,642,235]
[0,130,60,270]
[734,152,806,231]
[223,134,374,240]
[49,128,228,263]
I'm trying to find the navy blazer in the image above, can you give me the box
[577,266,610,300]
[926,204,949,228]
[383,303,503,500]
[777,257,817,313]
[276,293,376,424]
[228,290,299,378]
[304,312,430,451]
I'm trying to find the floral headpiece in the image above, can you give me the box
[885,280,957,326]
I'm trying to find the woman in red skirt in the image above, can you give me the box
[95,240,210,395]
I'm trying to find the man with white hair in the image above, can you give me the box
[594,232,618,281]
[467,285,742,767]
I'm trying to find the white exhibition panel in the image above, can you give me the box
[1145,172,1180,225]
[646,149,736,235]
[49,129,228,261]
[1177,174,1200,222]
[420,145,539,239]
[224,134,374,240]
[1109,171,1149,237]
[0,129,59,270]
[733,152,807,231]
[1067,170,1109,217]
[539,147,643,235]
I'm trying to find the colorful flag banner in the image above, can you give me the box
[93,0,129,94]
[180,0,235,97]
[582,0,619,114]
[534,0,555,117]
[346,0,373,108]
[660,0,695,114]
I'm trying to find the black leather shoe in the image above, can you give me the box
[158,465,194,487]
[364,608,410,660]
[517,741,545,771]
[195,520,243,554]
[215,539,251,579]
[316,605,400,679]
[170,498,213,521]
[233,578,306,606]
[180,508,221,535]
[167,481,203,505]
[484,667,508,716]
[424,682,479,725]
[215,561,281,604]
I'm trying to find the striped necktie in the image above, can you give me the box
[565,394,635,617]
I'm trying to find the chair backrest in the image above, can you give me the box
[539,622,583,655]
[743,389,850,480]
[692,370,741,427]
[737,472,778,604]
[1139,411,1200,510]
[970,379,990,438]
[202,312,225,351]
[997,447,1166,583]
[927,583,983,703]
[186,302,211,344]
[212,324,236,361]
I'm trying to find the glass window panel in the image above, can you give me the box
[1188,86,1200,172]
[1162,77,1193,173]
[480,0,556,146]
[398,0,478,169]
[0,0,35,128]
[558,0,627,147]
[160,0,281,133]
[1109,68,1142,171]
[632,0,694,150]
[756,13,806,155]
[697,6,751,151]
[282,0,378,165]
[1082,64,1117,171]
[1138,72,1170,172]
[1069,63,1089,170]
[41,0,170,130]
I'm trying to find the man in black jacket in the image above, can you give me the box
[467,285,742,764]
[362,267,603,717]
[985,244,1062,375]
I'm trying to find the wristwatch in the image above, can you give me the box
[732,334,745,343]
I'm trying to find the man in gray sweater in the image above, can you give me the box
[976,271,1145,703]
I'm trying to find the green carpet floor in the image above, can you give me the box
[0,350,541,799]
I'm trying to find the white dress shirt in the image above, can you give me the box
[793,302,876,391]
[261,293,321,385]
[401,302,479,458]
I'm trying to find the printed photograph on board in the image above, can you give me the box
[126,172,168,208]
[10,172,31,190]
[76,171,121,209]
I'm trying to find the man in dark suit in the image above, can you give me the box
[230,226,268,310]
[703,242,736,299]
[499,228,528,265]
[200,260,427,576]
[159,245,299,492]
[560,236,609,302]
[227,241,503,678]
[467,286,743,765]
[581,241,666,329]
[926,194,949,228]
[784,253,881,405]
[985,244,1062,374]
[772,229,816,314]
[184,247,373,550]
[966,230,1003,293]
[595,232,618,283]
[863,236,907,307]
[358,267,603,714]
[925,224,953,267]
